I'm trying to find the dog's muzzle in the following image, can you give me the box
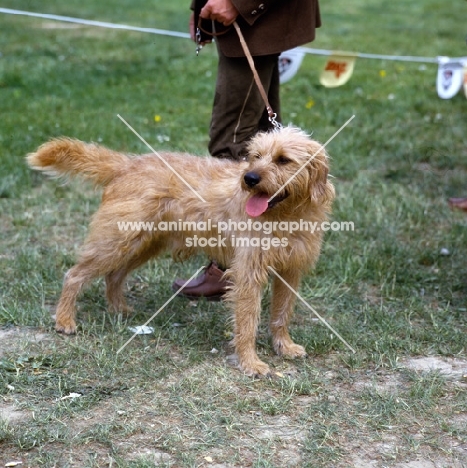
[267,191,289,210]
[243,171,289,217]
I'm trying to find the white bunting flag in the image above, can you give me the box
[463,60,467,99]
[279,48,305,84]
[436,57,463,99]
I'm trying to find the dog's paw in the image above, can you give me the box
[240,359,272,378]
[274,341,307,359]
[121,304,134,316]
[227,353,271,377]
[55,321,77,335]
[108,302,133,317]
[117,304,134,317]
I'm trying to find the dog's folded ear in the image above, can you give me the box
[307,142,334,203]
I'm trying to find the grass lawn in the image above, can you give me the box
[1,0,467,466]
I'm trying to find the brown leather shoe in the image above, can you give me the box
[172,261,229,301]
[448,197,467,211]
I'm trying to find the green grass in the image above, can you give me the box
[1,0,467,466]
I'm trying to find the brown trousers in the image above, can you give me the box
[208,46,281,161]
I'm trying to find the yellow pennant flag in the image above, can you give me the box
[320,53,357,88]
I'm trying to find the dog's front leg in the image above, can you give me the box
[229,273,271,377]
[270,269,307,359]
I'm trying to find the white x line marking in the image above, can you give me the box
[117,266,205,354]
[268,266,356,354]
[268,115,355,203]
[117,114,207,203]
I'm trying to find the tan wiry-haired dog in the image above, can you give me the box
[28,126,334,376]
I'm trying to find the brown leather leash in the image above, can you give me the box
[196,17,282,129]
[232,21,282,129]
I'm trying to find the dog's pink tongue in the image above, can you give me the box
[246,194,269,217]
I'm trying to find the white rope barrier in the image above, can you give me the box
[0,7,190,39]
[0,7,447,64]
[299,47,439,64]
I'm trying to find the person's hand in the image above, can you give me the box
[200,0,239,26]
[189,12,212,45]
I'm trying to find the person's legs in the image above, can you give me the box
[173,50,280,299]
[209,49,281,161]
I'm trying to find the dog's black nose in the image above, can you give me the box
[244,172,261,187]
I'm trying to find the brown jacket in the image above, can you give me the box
[199,0,321,58]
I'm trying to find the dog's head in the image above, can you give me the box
[241,126,335,217]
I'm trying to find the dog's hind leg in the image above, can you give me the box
[55,233,161,334]
[270,270,307,359]
[105,246,161,315]
[55,257,101,334]
[105,268,133,315]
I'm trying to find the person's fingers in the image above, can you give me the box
[220,14,235,26]
[199,4,212,19]
[200,3,237,25]
[222,16,237,26]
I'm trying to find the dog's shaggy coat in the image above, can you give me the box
[27,127,334,376]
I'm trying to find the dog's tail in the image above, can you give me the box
[27,138,130,186]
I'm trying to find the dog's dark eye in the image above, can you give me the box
[276,155,291,165]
